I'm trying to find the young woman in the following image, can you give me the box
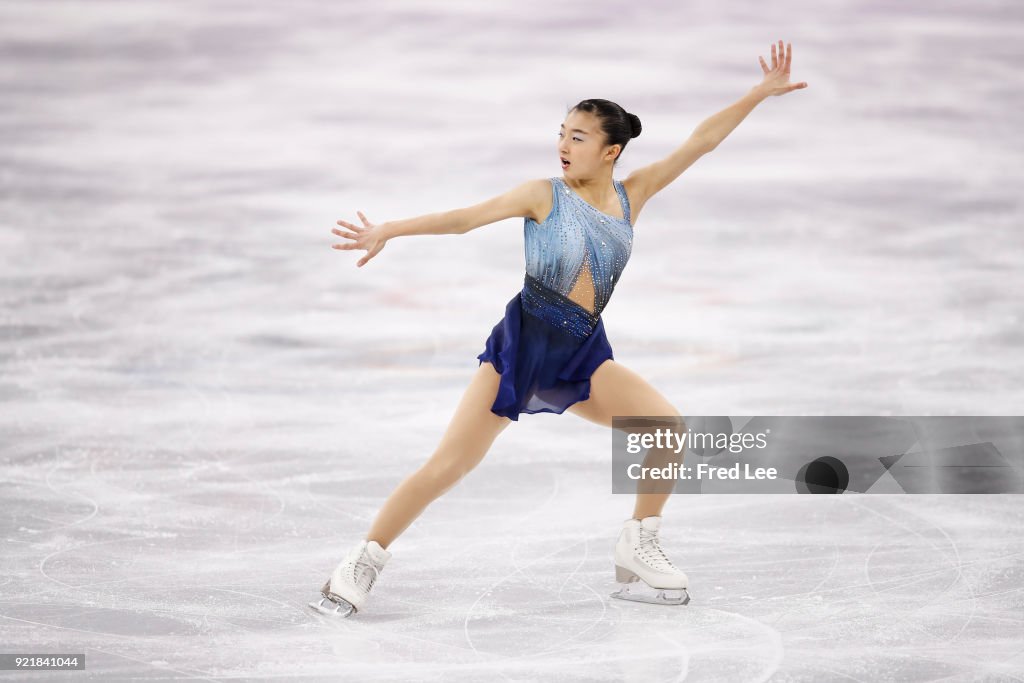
[313,41,807,616]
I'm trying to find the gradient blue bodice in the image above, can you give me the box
[523,177,633,318]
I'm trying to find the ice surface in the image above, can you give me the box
[2,1,1023,680]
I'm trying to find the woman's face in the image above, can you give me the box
[557,110,619,177]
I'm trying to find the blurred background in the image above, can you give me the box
[2,1,1022,680]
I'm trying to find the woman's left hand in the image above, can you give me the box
[756,40,808,97]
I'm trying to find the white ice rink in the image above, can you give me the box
[2,1,1023,680]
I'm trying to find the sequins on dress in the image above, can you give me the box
[477,176,633,420]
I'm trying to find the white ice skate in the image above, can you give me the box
[611,516,690,606]
[309,539,392,617]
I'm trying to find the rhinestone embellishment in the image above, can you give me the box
[522,177,633,322]
[522,274,599,339]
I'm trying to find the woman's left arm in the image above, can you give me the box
[695,40,808,149]
[624,40,807,209]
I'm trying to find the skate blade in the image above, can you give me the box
[610,582,690,606]
[308,594,356,617]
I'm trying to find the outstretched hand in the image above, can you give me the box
[757,40,808,97]
[332,211,387,268]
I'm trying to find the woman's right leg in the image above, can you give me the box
[365,361,512,549]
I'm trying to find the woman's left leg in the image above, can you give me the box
[567,359,686,519]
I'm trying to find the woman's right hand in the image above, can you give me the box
[332,211,387,267]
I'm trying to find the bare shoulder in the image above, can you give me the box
[475,177,552,224]
[456,176,552,235]
[523,177,555,223]
[510,177,554,224]
[456,178,553,234]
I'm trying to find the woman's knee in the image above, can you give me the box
[666,412,687,431]
[417,453,475,492]
[636,410,686,435]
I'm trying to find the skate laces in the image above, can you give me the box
[346,548,382,594]
[638,527,678,572]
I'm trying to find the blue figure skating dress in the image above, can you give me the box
[477,176,633,420]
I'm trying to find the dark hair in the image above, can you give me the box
[568,98,642,165]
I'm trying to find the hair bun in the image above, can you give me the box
[626,112,642,139]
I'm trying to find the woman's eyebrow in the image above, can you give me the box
[559,123,589,134]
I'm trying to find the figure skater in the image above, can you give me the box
[313,41,807,616]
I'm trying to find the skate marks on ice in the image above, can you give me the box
[687,496,1024,681]
[405,488,1024,682]
[299,458,784,681]
[459,526,781,681]
[4,445,1024,679]
[353,464,785,681]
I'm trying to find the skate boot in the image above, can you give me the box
[309,539,392,617]
[611,516,690,605]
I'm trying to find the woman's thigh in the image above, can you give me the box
[427,361,512,472]
[567,359,681,428]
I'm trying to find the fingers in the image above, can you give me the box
[331,227,359,240]
[758,55,768,74]
[333,211,378,266]
[336,219,365,232]
[766,40,794,73]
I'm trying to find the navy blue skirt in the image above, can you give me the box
[477,274,614,421]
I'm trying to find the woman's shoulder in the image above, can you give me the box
[524,177,559,225]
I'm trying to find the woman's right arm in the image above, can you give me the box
[381,178,549,238]
[333,179,549,267]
